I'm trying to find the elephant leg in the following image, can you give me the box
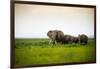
[49,39,52,44]
[52,40,57,44]
[54,40,57,44]
[49,39,57,44]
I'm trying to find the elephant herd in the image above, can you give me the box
[47,30,88,45]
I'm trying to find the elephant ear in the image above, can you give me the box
[56,31,64,39]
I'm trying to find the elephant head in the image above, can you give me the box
[47,30,57,44]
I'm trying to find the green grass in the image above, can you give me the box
[15,38,96,66]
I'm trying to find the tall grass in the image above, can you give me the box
[15,38,95,66]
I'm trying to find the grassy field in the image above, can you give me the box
[15,38,96,66]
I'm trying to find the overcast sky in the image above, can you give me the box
[15,4,94,38]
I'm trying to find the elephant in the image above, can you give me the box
[61,35,72,44]
[78,34,88,45]
[61,35,79,44]
[47,30,64,44]
[47,30,88,45]
[70,36,79,43]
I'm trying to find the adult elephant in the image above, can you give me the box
[47,30,64,44]
[78,34,88,45]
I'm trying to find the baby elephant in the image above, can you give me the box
[71,36,79,43]
[61,35,79,44]
[78,34,88,45]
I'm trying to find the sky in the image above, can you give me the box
[15,4,94,38]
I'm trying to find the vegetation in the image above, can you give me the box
[15,38,95,66]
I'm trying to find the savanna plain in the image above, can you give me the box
[15,38,95,66]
